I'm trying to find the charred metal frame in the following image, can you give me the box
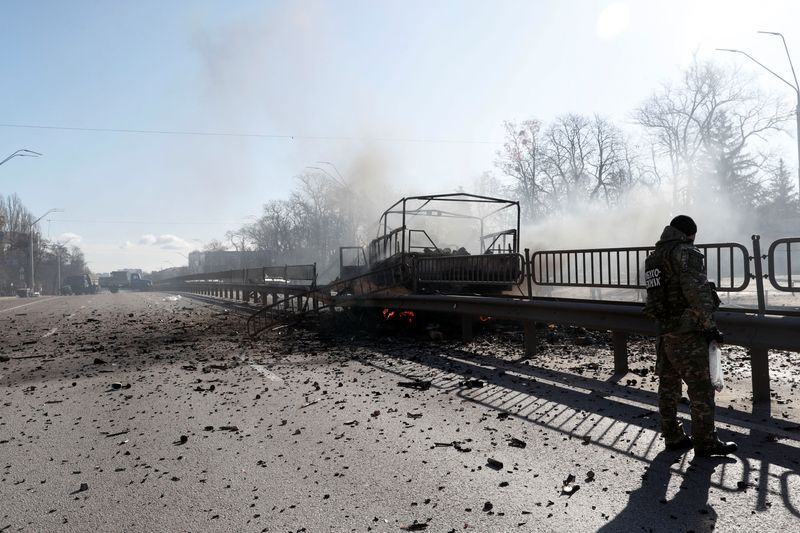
[414,253,525,286]
[370,193,521,266]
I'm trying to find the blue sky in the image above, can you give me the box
[1,0,798,272]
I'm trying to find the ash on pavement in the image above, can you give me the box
[1,292,798,532]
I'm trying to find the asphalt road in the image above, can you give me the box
[1,292,798,532]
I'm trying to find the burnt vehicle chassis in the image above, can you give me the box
[339,193,524,295]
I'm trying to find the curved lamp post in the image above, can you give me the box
[0,149,42,167]
[29,208,63,293]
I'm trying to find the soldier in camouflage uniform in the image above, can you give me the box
[644,215,737,456]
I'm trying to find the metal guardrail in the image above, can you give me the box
[531,242,751,292]
[155,264,317,285]
[335,293,800,403]
[768,237,800,292]
[415,253,524,285]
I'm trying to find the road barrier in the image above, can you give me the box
[155,264,316,285]
[531,242,751,292]
[767,237,800,292]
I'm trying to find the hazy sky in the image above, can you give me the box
[1,0,798,272]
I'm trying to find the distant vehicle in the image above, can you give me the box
[109,270,130,290]
[98,276,113,289]
[338,193,523,296]
[64,274,99,295]
[108,270,151,292]
[129,272,152,291]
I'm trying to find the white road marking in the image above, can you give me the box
[249,364,284,383]
[42,327,58,338]
[0,297,57,314]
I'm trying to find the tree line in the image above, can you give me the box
[0,193,87,295]
[498,58,797,222]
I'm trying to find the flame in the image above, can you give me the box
[479,315,492,322]
[382,308,415,323]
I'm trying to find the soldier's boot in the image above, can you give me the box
[665,434,693,451]
[695,439,738,457]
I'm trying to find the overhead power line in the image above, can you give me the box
[0,122,502,146]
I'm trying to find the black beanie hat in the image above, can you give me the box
[670,215,697,236]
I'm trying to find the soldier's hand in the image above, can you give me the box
[706,328,724,345]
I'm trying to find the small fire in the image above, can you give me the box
[479,315,492,322]
[382,308,415,323]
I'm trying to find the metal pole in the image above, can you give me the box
[524,248,533,300]
[28,208,63,294]
[752,235,766,316]
[796,94,800,197]
[29,229,34,292]
[57,248,61,295]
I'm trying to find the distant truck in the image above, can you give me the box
[130,272,152,291]
[108,270,151,292]
[110,270,130,290]
[64,274,99,295]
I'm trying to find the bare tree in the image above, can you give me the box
[202,239,228,252]
[224,228,250,252]
[0,193,33,237]
[497,115,651,217]
[635,57,787,208]
[495,120,552,220]
[543,114,594,207]
[586,115,646,206]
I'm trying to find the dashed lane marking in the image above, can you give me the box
[42,327,58,338]
[0,297,58,314]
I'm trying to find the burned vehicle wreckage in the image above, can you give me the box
[338,193,524,296]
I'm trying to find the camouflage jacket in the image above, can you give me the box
[644,225,720,335]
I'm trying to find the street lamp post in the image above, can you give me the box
[54,237,76,295]
[717,30,800,198]
[29,208,63,294]
[0,149,42,167]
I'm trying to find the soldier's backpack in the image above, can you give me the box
[643,243,679,322]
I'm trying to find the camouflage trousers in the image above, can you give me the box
[657,332,717,448]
